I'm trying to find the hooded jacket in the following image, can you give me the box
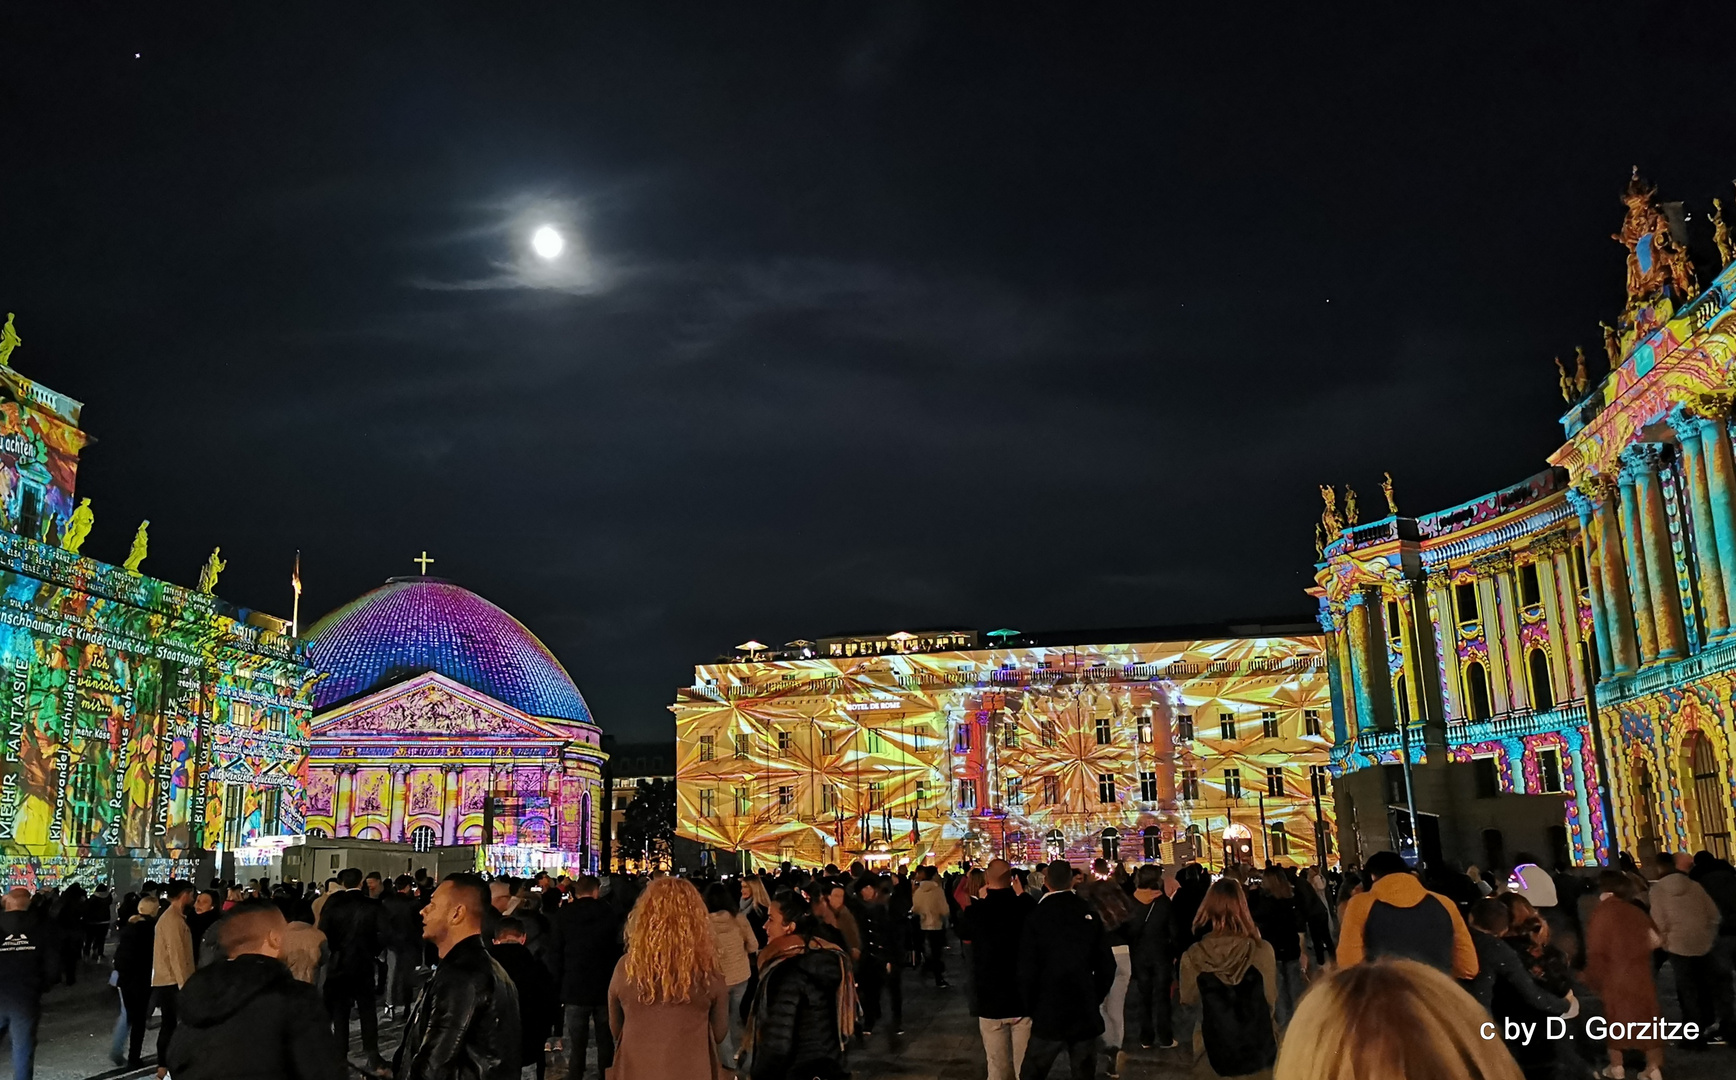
[911,879,949,931]
[1178,932,1278,1074]
[166,953,345,1080]
[1649,871,1721,956]
[1337,871,1477,979]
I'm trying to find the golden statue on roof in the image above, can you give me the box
[1319,484,1341,537]
[0,314,20,368]
[1613,167,1694,306]
[1573,347,1590,396]
[1554,357,1574,402]
[1715,196,1735,268]
[123,520,149,573]
[198,547,226,594]
[1600,320,1623,368]
[1381,472,1398,517]
[1344,486,1359,528]
[61,498,93,555]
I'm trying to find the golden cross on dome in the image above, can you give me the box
[413,551,435,574]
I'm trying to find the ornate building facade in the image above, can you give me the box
[672,627,1335,870]
[303,578,606,875]
[0,328,317,889]
[1316,170,1736,867]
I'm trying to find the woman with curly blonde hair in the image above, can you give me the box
[607,877,729,1079]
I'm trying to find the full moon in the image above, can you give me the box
[531,225,564,259]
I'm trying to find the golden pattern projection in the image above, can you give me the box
[672,636,1336,870]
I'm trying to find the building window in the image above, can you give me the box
[411,824,437,853]
[734,786,751,815]
[1139,770,1158,802]
[1143,825,1162,860]
[1309,765,1329,797]
[1002,720,1019,748]
[1180,769,1200,802]
[1266,766,1284,797]
[1006,777,1022,806]
[958,779,978,810]
[1455,581,1481,625]
[1224,769,1243,800]
[1177,714,1194,741]
[1472,757,1499,799]
[699,735,715,762]
[1395,672,1411,725]
[1043,775,1059,805]
[821,729,836,756]
[776,730,792,757]
[1101,827,1120,862]
[1464,661,1493,721]
[777,786,793,807]
[1304,709,1321,737]
[1536,748,1563,794]
[734,733,750,759]
[699,788,715,817]
[1573,547,1591,594]
[1262,711,1279,739]
[915,778,928,805]
[1095,717,1112,744]
[1689,733,1731,859]
[1098,774,1116,804]
[956,723,972,753]
[1269,821,1289,856]
[1040,717,1057,747]
[1528,648,1555,713]
[1386,600,1403,644]
[1519,562,1543,607]
[1137,718,1152,744]
[865,729,883,755]
[820,785,836,814]
[1219,713,1236,741]
[867,781,882,809]
[913,730,929,752]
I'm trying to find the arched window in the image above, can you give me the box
[1688,733,1732,860]
[1142,825,1162,860]
[356,826,382,841]
[1394,672,1411,726]
[410,824,437,853]
[1464,661,1492,721]
[1528,649,1554,713]
[306,827,327,839]
[1101,827,1120,862]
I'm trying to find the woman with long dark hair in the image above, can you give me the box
[742,891,856,1080]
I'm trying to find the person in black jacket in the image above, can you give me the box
[963,859,1036,1080]
[1016,861,1115,1080]
[83,885,113,959]
[492,918,559,1080]
[1128,864,1177,1050]
[395,873,521,1080]
[166,902,345,1080]
[0,886,59,1080]
[854,876,904,1035]
[380,876,424,1019]
[549,874,621,1080]
[317,867,389,1075]
[1462,899,1573,1019]
[111,897,158,1068]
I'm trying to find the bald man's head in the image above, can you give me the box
[985,859,1012,888]
[217,900,287,959]
[3,888,29,911]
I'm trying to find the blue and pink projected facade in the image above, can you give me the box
[303,578,605,874]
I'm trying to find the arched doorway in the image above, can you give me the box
[1223,822,1254,868]
[1101,827,1120,862]
[1143,825,1162,861]
[1684,732,1732,860]
[1631,757,1660,863]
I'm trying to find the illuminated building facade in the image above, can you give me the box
[1316,170,1736,868]
[303,578,606,875]
[0,345,317,889]
[672,627,1336,870]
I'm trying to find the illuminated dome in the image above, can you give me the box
[306,577,594,724]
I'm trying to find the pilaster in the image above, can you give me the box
[1617,465,1659,664]
[1668,407,1729,638]
[1567,487,1615,679]
[1594,483,1640,674]
[1628,445,1686,659]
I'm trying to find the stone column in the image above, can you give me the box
[388,765,410,842]
[1697,403,1736,628]
[1344,592,1376,732]
[1321,617,1353,741]
[442,766,461,845]
[1631,446,1686,659]
[546,766,563,847]
[1617,466,1659,664]
[1669,408,1729,638]
[1596,487,1640,674]
[334,765,356,838]
[1568,488,1615,678]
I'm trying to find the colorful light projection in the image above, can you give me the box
[673,636,1336,871]
[0,532,317,887]
[307,578,594,724]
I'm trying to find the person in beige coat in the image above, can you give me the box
[607,878,728,1080]
[705,882,758,1068]
[150,883,196,1078]
[1649,850,1727,1047]
[911,868,952,988]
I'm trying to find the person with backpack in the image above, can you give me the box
[1178,879,1278,1080]
[1015,861,1115,1080]
[1128,864,1178,1050]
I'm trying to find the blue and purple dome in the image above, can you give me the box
[306,577,594,724]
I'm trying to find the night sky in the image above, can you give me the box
[6,6,1736,739]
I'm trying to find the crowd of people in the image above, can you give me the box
[0,844,1728,1080]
